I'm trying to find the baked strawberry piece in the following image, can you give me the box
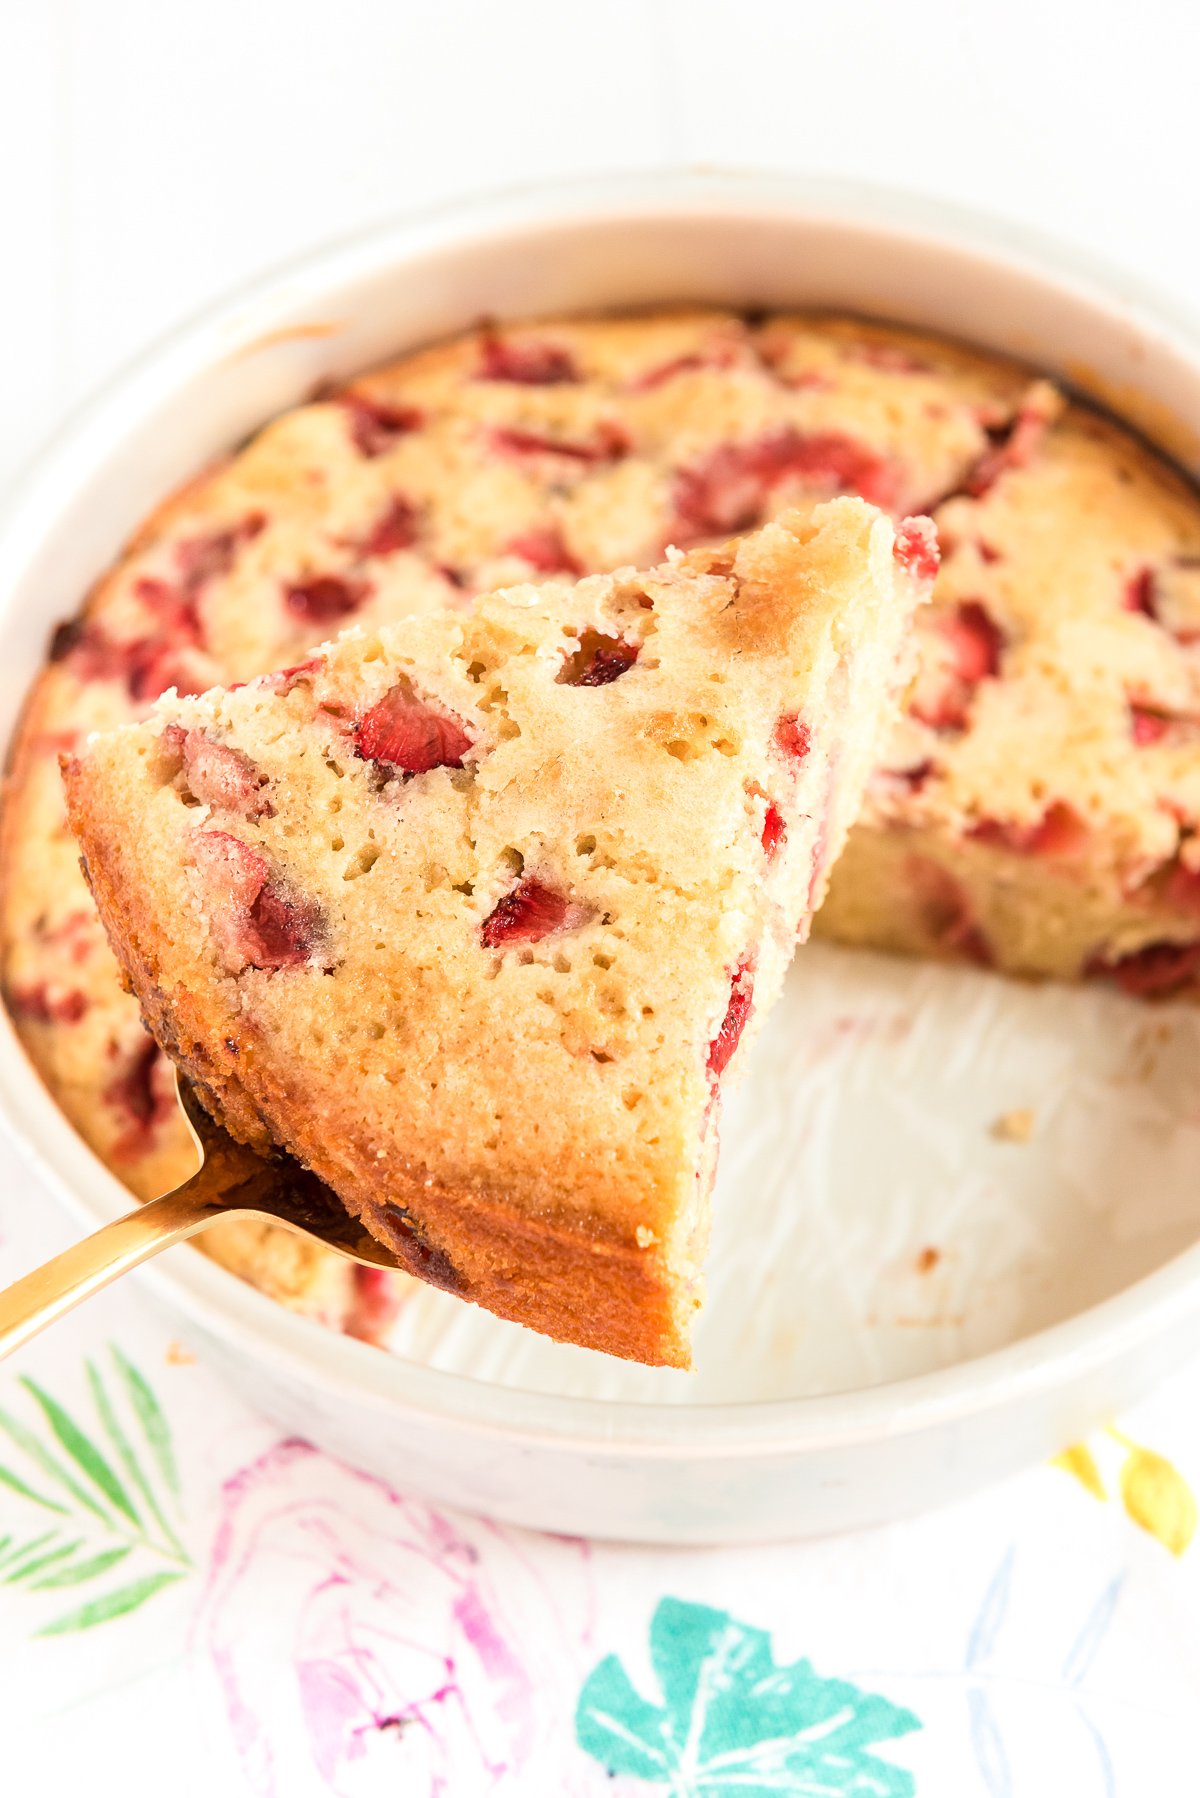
[64,501,931,1365]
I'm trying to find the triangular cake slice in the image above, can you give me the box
[64,500,935,1366]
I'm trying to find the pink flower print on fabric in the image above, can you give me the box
[189,1439,592,1795]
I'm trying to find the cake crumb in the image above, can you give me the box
[992,1106,1035,1143]
[635,1225,656,1249]
[165,1339,196,1366]
[915,1245,941,1274]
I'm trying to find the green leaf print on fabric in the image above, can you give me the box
[35,1571,186,1637]
[0,1345,190,1634]
[576,1596,920,1796]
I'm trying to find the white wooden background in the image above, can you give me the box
[3,0,1198,502]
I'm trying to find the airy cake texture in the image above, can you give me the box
[62,504,933,1365]
[6,305,1200,1339]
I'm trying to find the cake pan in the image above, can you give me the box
[3,168,1200,1542]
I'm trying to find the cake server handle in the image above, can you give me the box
[0,1075,401,1360]
[0,1134,286,1360]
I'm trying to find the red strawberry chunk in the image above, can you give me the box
[372,1203,465,1294]
[131,577,202,646]
[909,679,966,733]
[481,879,588,948]
[284,575,370,627]
[191,828,266,908]
[355,681,473,775]
[254,657,325,695]
[560,633,639,687]
[910,602,1004,732]
[505,528,582,576]
[965,389,1055,497]
[164,724,271,818]
[49,618,85,663]
[1088,940,1200,998]
[1121,562,1200,642]
[346,1266,403,1343]
[628,342,740,391]
[1124,567,1157,619]
[356,496,419,558]
[174,514,265,593]
[57,622,208,703]
[773,715,812,762]
[57,521,244,702]
[36,909,95,963]
[248,886,321,967]
[874,758,935,798]
[761,802,786,858]
[1024,803,1088,858]
[339,393,424,458]
[1163,860,1200,913]
[893,516,941,587]
[1131,704,1171,746]
[104,513,268,694]
[7,982,89,1025]
[909,857,993,966]
[105,1037,174,1158]
[672,429,899,543]
[943,602,1004,683]
[489,422,630,465]
[123,514,263,661]
[707,961,755,1079]
[477,333,579,385]
[191,831,324,972]
[969,801,1087,858]
[126,643,207,703]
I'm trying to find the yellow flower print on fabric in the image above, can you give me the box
[1113,1433,1197,1557]
[1052,1429,1197,1556]
[1052,1444,1106,1502]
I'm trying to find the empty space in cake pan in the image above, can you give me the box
[377,943,1200,1404]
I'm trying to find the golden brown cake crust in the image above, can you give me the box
[67,784,687,1364]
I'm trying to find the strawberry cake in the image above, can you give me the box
[5,305,1200,1342]
[62,505,930,1365]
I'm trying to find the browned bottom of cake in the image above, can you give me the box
[70,803,695,1367]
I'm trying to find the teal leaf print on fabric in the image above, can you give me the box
[575,1596,920,1795]
[0,1345,190,1633]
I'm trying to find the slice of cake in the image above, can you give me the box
[63,500,934,1365]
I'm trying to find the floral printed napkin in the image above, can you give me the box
[1,1178,1197,1795]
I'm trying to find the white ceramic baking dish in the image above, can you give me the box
[4,168,1200,1544]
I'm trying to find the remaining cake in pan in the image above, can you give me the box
[816,382,1200,990]
[6,304,1200,1339]
[62,503,933,1365]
